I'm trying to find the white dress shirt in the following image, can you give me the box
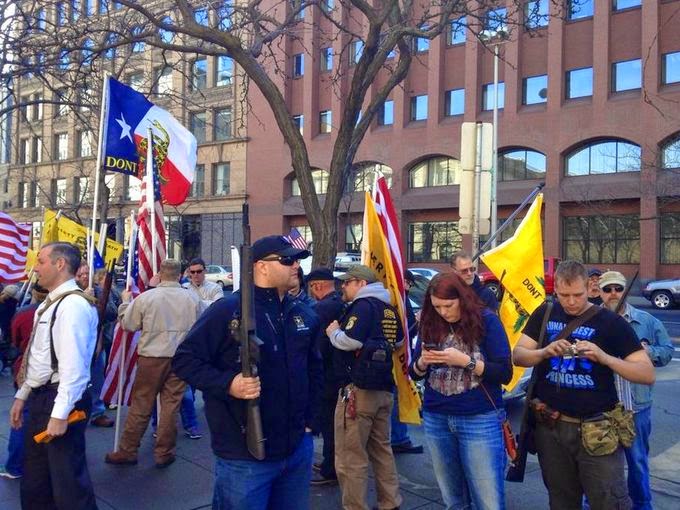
[182,279,223,316]
[15,279,98,420]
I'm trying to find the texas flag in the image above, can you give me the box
[102,77,197,206]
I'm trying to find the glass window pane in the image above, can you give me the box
[566,67,593,99]
[662,138,680,169]
[525,0,549,29]
[613,0,640,11]
[408,221,462,263]
[661,213,680,263]
[449,17,466,45]
[569,0,594,20]
[525,151,547,178]
[216,56,233,87]
[613,59,641,92]
[501,150,526,181]
[482,82,505,110]
[192,58,207,90]
[616,143,641,172]
[663,52,680,85]
[486,8,507,32]
[566,147,590,176]
[590,141,618,174]
[411,95,428,121]
[379,100,394,126]
[409,162,427,188]
[214,108,232,140]
[445,89,465,116]
[523,75,548,105]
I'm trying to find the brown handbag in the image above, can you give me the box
[480,383,518,461]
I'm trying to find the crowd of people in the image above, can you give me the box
[0,238,674,510]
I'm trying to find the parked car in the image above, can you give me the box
[334,252,362,272]
[409,267,440,280]
[478,256,561,300]
[642,278,680,309]
[407,273,431,309]
[204,265,233,289]
[502,368,533,404]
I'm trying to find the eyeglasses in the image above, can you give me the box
[455,266,476,274]
[341,278,359,286]
[260,255,298,266]
[602,285,624,294]
[189,269,204,274]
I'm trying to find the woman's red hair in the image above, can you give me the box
[418,272,485,348]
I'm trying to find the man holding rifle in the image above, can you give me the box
[173,235,321,510]
[513,261,655,510]
[599,271,673,510]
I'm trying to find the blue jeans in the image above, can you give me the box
[423,409,506,510]
[152,385,198,431]
[212,432,313,510]
[4,405,29,476]
[624,407,652,510]
[89,349,106,419]
[390,387,410,445]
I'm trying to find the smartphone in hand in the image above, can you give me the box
[423,342,442,351]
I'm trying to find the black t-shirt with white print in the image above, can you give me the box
[523,302,642,418]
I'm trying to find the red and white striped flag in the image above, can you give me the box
[0,212,31,284]
[285,227,308,250]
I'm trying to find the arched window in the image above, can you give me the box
[565,139,641,176]
[498,148,546,181]
[291,169,329,196]
[661,136,680,169]
[351,163,393,191]
[408,156,461,188]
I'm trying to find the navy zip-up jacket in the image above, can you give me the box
[172,286,322,461]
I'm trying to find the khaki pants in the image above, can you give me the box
[119,356,186,463]
[334,386,402,510]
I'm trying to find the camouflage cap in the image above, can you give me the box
[336,264,378,283]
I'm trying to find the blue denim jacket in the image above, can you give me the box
[624,304,674,411]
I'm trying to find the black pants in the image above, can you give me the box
[319,396,337,479]
[21,386,98,510]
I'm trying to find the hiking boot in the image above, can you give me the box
[310,472,338,486]
[91,415,115,428]
[105,451,138,466]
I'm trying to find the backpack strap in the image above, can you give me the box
[49,290,97,374]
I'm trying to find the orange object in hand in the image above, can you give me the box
[33,410,87,444]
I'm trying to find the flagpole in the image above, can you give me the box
[146,128,158,275]
[113,211,137,452]
[90,72,111,286]
[472,182,545,262]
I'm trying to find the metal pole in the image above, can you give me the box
[146,128,158,275]
[472,122,483,255]
[490,43,499,248]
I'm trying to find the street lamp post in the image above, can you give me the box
[491,42,500,248]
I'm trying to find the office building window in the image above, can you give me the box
[53,178,67,205]
[661,213,680,264]
[482,82,505,110]
[351,40,363,65]
[75,176,90,203]
[613,0,640,11]
[32,93,43,121]
[191,58,207,90]
[56,2,67,26]
[190,112,207,143]
[485,8,507,32]
[293,114,303,135]
[321,0,334,13]
[410,95,428,121]
[129,72,145,92]
[30,182,39,208]
[563,215,639,264]
[21,139,30,164]
[194,7,209,25]
[58,50,69,70]
[409,157,461,188]
[498,149,546,181]
[35,8,46,29]
[191,164,205,197]
[155,67,173,95]
[218,1,233,29]
[345,224,362,252]
[55,89,68,116]
[662,51,680,85]
[445,89,465,116]
[292,169,329,195]
[214,162,230,195]
[32,137,42,163]
[320,47,333,72]
[378,100,394,126]
[19,182,27,208]
[79,130,93,157]
[525,0,549,29]
[131,26,145,53]
[568,0,594,20]
[293,53,304,77]
[612,59,641,92]
[661,135,680,168]
[523,75,548,105]
[158,16,174,44]
[214,108,232,141]
[566,67,593,98]
[408,221,462,263]
[566,140,641,176]
[415,25,429,53]
[104,34,117,60]
[448,17,466,45]
[55,133,69,160]
[123,175,141,201]
[351,163,393,192]
[319,110,332,134]
[216,56,233,87]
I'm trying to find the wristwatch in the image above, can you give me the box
[464,356,477,371]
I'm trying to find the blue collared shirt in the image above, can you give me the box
[623,304,673,411]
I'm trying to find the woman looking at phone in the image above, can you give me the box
[409,272,512,510]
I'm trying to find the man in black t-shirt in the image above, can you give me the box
[513,260,654,510]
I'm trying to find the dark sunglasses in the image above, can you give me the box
[189,269,204,274]
[602,285,624,293]
[457,266,476,274]
[260,255,298,266]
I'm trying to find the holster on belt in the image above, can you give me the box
[530,398,560,428]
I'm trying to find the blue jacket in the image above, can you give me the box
[471,275,499,311]
[172,287,321,461]
[624,304,673,411]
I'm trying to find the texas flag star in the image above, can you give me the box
[116,113,133,142]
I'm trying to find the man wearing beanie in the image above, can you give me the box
[599,271,673,510]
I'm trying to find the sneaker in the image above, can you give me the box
[184,427,202,440]
[104,451,138,466]
[91,415,115,428]
[391,441,424,454]
[0,466,21,479]
[310,472,338,486]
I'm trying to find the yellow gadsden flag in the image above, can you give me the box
[362,193,421,424]
[480,194,545,391]
[42,209,124,268]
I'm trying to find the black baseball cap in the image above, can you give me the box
[588,268,603,278]
[306,268,335,282]
[252,235,310,262]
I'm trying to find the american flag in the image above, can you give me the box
[285,227,308,250]
[0,212,31,284]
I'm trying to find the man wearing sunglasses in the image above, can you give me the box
[450,250,498,311]
[172,235,322,510]
[183,258,223,315]
[599,271,673,510]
